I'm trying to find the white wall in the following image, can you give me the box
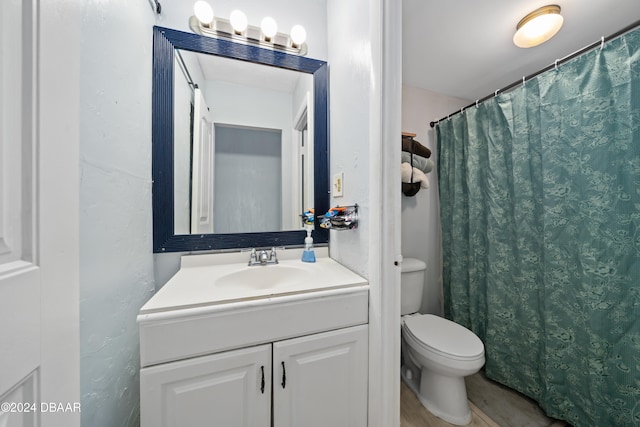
[401,84,469,315]
[327,1,402,426]
[79,1,156,426]
[326,0,374,277]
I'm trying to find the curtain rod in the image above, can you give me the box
[430,18,640,128]
[175,50,197,90]
[148,0,161,14]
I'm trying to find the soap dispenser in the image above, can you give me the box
[301,226,316,263]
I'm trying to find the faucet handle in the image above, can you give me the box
[247,248,258,266]
[269,247,279,264]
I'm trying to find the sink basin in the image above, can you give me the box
[138,248,369,314]
[215,265,313,290]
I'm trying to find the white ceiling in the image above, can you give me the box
[182,49,303,93]
[402,0,640,102]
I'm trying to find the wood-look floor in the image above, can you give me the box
[400,381,499,427]
[401,372,570,427]
[465,372,568,427]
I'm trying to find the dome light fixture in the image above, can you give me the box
[513,5,564,48]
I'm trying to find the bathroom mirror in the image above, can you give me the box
[173,50,314,235]
[153,26,329,252]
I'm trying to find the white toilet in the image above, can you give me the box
[400,258,485,425]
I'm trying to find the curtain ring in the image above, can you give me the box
[495,90,499,97]
[600,36,605,50]
[522,76,526,86]
[475,100,479,108]
[554,59,559,71]
[461,107,465,114]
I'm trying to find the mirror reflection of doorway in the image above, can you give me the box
[214,124,282,233]
[190,88,215,234]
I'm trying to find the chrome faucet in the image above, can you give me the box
[248,247,279,266]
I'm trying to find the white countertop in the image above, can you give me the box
[140,247,368,314]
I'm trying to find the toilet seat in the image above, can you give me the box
[403,314,484,361]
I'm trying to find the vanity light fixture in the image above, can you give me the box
[513,4,564,48]
[189,2,308,55]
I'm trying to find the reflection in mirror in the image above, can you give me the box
[152,26,329,252]
[173,51,314,235]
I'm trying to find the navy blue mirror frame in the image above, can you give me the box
[152,26,329,252]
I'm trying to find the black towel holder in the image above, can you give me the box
[402,133,421,197]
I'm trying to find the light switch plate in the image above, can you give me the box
[333,172,344,197]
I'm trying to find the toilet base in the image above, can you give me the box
[401,365,472,426]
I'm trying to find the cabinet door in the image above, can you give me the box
[273,324,368,427]
[140,344,271,427]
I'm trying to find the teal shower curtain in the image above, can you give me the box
[437,28,640,427]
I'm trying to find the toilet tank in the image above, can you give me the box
[401,258,426,315]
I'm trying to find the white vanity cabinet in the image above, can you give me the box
[140,344,272,427]
[273,325,368,427]
[138,251,370,427]
[140,324,368,427]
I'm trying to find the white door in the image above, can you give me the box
[190,88,215,234]
[0,3,40,425]
[140,344,272,427]
[0,1,79,426]
[273,325,369,427]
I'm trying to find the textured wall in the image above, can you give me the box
[325,0,375,278]
[400,85,469,315]
[78,1,156,425]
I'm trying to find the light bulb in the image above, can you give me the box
[193,1,214,25]
[261,16,278,39]
[230,10,248,33]
[290,25,306,46]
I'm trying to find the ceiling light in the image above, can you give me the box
[513,5,563,48]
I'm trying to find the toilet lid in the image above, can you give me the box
[401,258,426,273]
[404,314,484,359]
